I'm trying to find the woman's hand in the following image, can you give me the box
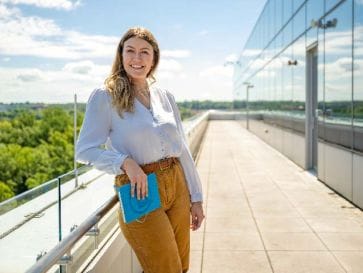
[121,158,148,200]
[190,202,205,231]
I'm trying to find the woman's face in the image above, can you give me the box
[122,37,154,83]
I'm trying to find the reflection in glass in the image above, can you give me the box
[292,35,306,122]
[306,0,324,27]
[282,44,293,116]
[283,0,293,27]
[283,18,292,53]
[354,0,363,152]
[354,0,363,125]
[306,0,324,47]
[294,0,305,13]
[324,0,353,149]
[317,21,325,141]
[324,0,353,126]
[326,0,342,13]
[275,0,283,34]
[266,0,274,45]
[233,0,362,153]
[292,2,306,41]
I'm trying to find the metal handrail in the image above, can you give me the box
[25,195,118,273]
[22,111,210,273]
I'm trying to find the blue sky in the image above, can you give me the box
[0,0,266,103]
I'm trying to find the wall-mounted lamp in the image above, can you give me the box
[287,60,298,66]
[311,18,338,29]
[224,61,241,67]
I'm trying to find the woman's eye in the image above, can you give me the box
[141,51,149,55]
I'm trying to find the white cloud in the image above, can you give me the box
[63,60,94,75]
[225,54,238,62]
[199,65,233,78]
[0,0,81,10]
[0,3,19,17]
[242,49,260,57]
[158,59,183,72]
[16,68,44,82]
[0,11,119,59]
[3,16,62,36]
[254,70,276,79]
[162,50,191,58]
[0,63,109,102]
[155,58,185,80]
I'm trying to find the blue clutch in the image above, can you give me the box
[114,173,161,224]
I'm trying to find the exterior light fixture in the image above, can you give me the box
[288,60,298,66]
[310,18,337,29]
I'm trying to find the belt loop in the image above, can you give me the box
[159,159,168,171]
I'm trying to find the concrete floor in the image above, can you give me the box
[189,121,363,273]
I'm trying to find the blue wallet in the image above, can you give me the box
[114,173,161,224]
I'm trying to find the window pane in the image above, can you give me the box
[306,0,324,47]
[294,0,305,13]
[354,0,363,152]
[282,44,293,116]
[306,0,324,24]
[283,0,293,26]
[326,0,341,13]
[293,3,306,41]
[324,0,353,148]
[292,35,306,124]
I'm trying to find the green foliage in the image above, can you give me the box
[0,181,14,202]
[0,105,80,201]
[177,100,233,110]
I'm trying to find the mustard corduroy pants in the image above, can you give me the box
[115,160,190,273]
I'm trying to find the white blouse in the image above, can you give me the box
[76,87,203,202]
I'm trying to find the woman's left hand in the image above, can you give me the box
[190,202,205,231]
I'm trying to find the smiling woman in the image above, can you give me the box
[76,27,204,273]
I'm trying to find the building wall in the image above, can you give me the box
[235,0,363,208]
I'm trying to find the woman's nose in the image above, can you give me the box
[133,52,142,60]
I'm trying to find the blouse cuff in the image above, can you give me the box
[190,192,203,203]
[113,153,129,175]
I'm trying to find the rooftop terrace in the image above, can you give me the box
[1,117,363,273]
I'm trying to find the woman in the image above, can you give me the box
[76,27,204,273]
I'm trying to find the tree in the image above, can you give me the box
[0,181,14,202]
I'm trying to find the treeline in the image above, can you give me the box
[0,101,208,202]
[0,107,84,202]
[4,99,360,202]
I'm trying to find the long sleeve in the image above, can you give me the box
[76,88,129,175]
[166,91,203,203]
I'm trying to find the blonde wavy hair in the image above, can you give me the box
[104,27,160,116]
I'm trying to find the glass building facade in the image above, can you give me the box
[235,0,362,155]
[234,0,363,206]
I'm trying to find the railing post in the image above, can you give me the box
[74,93,78,188]
[59,251,72,273]
[86,224,100,249]
[58,177,62,243]
[58,176,63,273]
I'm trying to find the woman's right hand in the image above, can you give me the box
[121,158,148,200]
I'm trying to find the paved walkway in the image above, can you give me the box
[190,121,363,273]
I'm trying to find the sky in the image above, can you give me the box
[0,0,266,103]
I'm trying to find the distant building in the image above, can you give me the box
[234,0,363,208]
